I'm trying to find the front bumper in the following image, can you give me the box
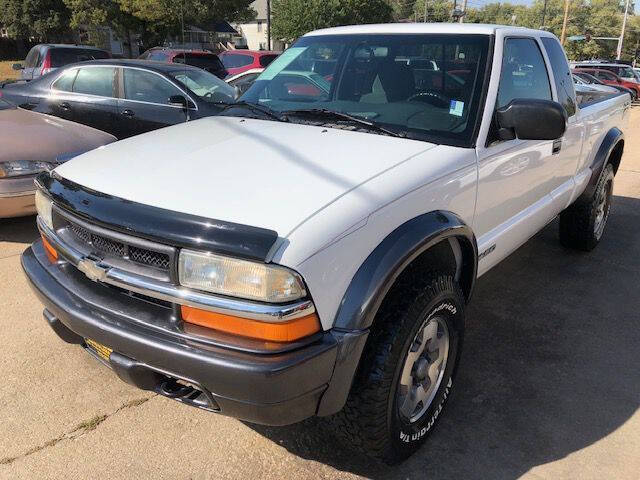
[22,242,368,425]
[0,175,37,218]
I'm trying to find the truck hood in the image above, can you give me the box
[54,116,436,236]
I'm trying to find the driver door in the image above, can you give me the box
[116,67,189,138]
[474,37,562,274]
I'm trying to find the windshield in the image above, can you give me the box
[171,68,236,104]
[230,34,490,146]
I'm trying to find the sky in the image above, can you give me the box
[462,0,640,14]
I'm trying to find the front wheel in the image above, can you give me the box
[331,274,465,464]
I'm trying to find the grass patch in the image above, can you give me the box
[0,60,21,82]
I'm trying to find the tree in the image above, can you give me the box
[118,0,256,29]
[271,0,393,43]
[0,0,71,41]
[64,0,144,54]
[413,0,453,22]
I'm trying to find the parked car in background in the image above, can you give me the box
[572,70,636,99]
[0,98,115,218]
[573,68,640,99]
[572,73,619,94]
[138,48,228,79]
[12,45,111,81]
[225,68,264,95]
[1,60,237,139]
[218,50,280,76]
[573,61,639,83]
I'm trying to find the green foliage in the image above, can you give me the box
[413,0,454,22]
[465,0,637,61]
[0,0,71,40]
[271,0,394,42]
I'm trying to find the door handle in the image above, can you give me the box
[59,102,71,110]
[552,139,562,155]
[121,109,135,118]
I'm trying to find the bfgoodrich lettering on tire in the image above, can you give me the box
[331,274,465,464]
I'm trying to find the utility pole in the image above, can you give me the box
[541,0,548,28]
[266,0,271,50]
[459,0,467,23]
[560,0,570,46]
[617,0,630,60]
[424,0,428,22]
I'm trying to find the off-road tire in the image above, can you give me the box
[331,274,465,464]
[559,163,614,251]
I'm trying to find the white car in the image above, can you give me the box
[24,24,629,463]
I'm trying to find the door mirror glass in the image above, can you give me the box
[496,98,566,141]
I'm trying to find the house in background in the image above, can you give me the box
[235,0,284,51]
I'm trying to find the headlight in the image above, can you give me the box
[178,249,306,303]
[0,161,53,178]
[35,190,53,230]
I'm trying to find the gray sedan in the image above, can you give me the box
[0,99,116,218]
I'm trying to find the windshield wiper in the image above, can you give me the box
[280,108,404,137]
[221,101,286,122]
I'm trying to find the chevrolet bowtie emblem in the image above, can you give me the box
[77,258,109,282]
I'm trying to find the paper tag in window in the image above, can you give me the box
[449,100,464,117]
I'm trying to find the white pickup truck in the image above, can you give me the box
[23,24,629,463]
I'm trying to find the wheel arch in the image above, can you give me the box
[577,127,624,205]
[332,210,477,332]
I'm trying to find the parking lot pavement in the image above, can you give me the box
[1,114,639,480]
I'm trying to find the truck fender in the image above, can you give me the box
[576,127,624,205]
[333,210,477,332]
[316,211,477,417]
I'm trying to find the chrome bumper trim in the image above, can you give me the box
[38,218,315,323]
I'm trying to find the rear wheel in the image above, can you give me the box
[559,163,614,251]
[331,274,465,464]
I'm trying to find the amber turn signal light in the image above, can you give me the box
[181,305,321,342]
[41,234,58,263]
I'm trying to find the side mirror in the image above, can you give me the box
[168,95,195,109]
[12,63,23,71]
[496,99,566,141]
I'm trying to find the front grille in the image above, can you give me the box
[69,222,170,272]
[130,245,171,270]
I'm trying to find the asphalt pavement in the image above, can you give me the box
[1,111,639,479]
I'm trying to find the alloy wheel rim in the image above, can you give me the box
[594,179,612,239]
[397,316,450,423]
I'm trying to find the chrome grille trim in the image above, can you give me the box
[38,218,316,323]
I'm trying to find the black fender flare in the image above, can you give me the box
[316,211,477,416]
[333,210,477,331]
[576,127,624,205]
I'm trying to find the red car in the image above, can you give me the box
[576,68,640,98]
[138,48,228,79]
[218,50,280,76]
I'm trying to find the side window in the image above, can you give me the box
[24,47,39,68]
[221,54,253,68]
[541,37,576,117]
[52,69,78,92]
[123,68,181,104]
[73,67,116,97]
[497,38,552,108]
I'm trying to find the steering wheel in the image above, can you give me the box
[407,91,451,109]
